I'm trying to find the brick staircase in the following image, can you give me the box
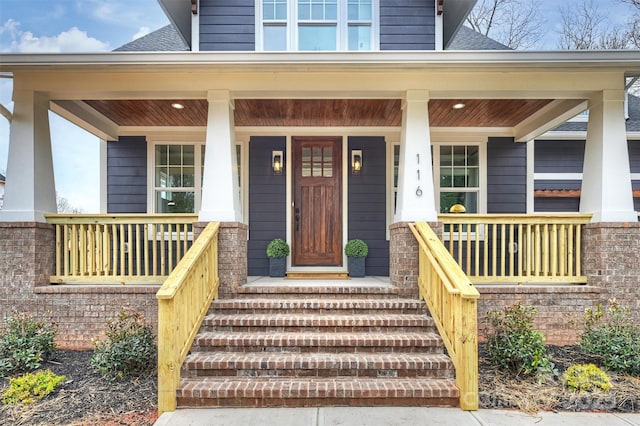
[176,282,459,408]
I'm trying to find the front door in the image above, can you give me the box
[292,137,342,266]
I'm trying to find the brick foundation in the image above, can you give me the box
[582,222,640,322]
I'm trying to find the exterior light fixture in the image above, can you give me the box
[351,150,362,175]
[452,103,466,110]
[272,150,283,175]
[171,102,185,109]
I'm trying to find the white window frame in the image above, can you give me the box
[255,0,379,51]
[147,141,205,215]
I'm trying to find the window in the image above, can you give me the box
[151,143,243,214]
[436,145,480,214]
[257,0,376,51]
[391,142,485,216]
[154,144,200,213]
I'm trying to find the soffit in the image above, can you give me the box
[82,98,554,128]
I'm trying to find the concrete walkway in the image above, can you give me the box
[155,407,640,426]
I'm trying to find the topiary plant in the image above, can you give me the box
[266,238,290,258]
[344,239,368,258]
[562,363,611,393]
[1,369,66,405]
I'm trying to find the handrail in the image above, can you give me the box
[45,214,198,283]
[156,221,220,415]
[438,213,592,284]
[409,222,479,410]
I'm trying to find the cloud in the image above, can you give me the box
[132,26,150,41]
[8,26,110,53]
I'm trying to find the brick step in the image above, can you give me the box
[209,298,428,315]
[192,331,445,353]
[201,313,434,333]
[183,352,455,379]
[236,284,401,299]
[176,377,459,408]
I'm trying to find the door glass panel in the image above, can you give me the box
[312,147,322,176]
[302,147,312,177]
[323,147,333,177]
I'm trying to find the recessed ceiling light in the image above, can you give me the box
[171,102,185,110]
[452,103,466,110]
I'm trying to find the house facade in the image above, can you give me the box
[1,0,640,350]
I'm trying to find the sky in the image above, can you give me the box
[0,0,636,212]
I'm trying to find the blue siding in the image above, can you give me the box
[248,136,287,276]
[380,0,435,50]
[628,140,640,174]
[487,137,526,213]
[348,137,389,276]
[199,0,255,51]
[534,140,585,173]
[107,136,147,213]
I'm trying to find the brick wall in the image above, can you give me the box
[582,222,640,321]
[477,285,603,345]
[195,221,248,298]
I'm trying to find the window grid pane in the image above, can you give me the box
[298,0,337,21]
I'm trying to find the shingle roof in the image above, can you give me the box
[553,94,640,133]
[446,26,511,51]
[113,25,189,52]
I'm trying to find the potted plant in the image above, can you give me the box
[344,239,368,278]
[266,238,289,277]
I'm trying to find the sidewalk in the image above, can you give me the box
[155,407,640,426]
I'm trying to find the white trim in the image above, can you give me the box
[191,0,200,52]
[434,1,443,50]
[526,140,534,213]
[538,130,640,141]
[534,173,583,180]
[385,138,399,240]
[100,139,107,213]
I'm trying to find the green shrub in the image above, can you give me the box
[266,238,290,258]
[579,299,640,376]
[562,363,611,393]
[344,239,368,258]
[91,308,157,380]
[0,312,57,377]
[1,369,66,405]
[485,303,556,381]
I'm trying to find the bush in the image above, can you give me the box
[1,369,66,405]
[0,312,57,377]
[562,363,611,393]
[91,308,157,380]
[579,299,640,376]
[344,239,368,258]
[266,238,290,258]
[485,303,555,381]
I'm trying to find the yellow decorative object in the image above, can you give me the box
[449,203,466,213]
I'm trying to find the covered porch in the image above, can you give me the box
[1,51,640,411]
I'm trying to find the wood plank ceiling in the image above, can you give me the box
[83,98,554,128]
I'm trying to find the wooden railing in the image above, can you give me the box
[409,222,479,410]
[156,221,220,415]
[45,214,198,283]
[438,214,592,284]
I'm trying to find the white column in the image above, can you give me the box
[0,90,56,222]
[394,90,437,222]
[199,90,242,222]
[580,90,636,222]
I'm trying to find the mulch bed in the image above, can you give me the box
[0,350,157,426]
[1,345,639,424]
[479,344,640,413]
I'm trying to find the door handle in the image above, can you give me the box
[295,208,300,232]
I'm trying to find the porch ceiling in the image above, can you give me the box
[82,98,555,128]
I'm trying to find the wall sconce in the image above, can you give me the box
[272,150,283,175]
[351,150,362,175]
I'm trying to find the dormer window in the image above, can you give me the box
[257,0,377,51]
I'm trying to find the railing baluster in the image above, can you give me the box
[500,223,506,277]
[136,224,142,277]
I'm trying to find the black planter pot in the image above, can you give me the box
[269,257,286,277]
[348,257,365,278]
